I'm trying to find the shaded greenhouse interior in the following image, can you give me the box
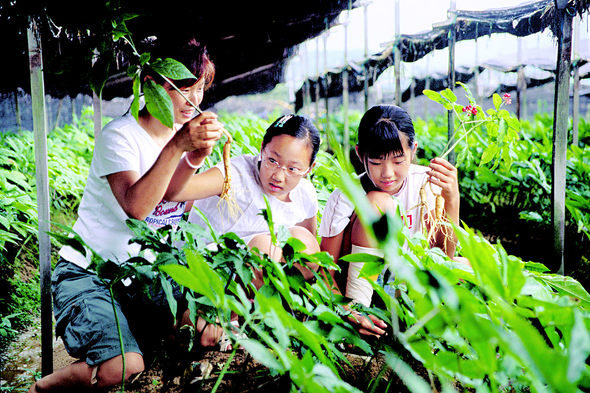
[0,0,354,108]
[294,0,590,111]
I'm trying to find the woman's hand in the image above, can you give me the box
[174,111,224,166]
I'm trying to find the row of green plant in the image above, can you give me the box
[52,94,590,391]
[0,108,96,354]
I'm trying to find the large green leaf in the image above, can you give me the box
[143,79,174,128]
[237,338,284,371]
[150,58,196,81]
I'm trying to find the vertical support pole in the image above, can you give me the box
[301,43,310,115]
[572,15,580,146]
[315,37,320,122]
[516,38,528,120]
[14,89,22,131]
[324,18,331,149]
[27,16,53,377]
[363,1,370,112]
[474,23,481,104]
[92,49,102,136]
[394,0,401,106]
[343,0,351,156]
[53,97,64,131]
[447,0,457,165]
[552,2,573,276]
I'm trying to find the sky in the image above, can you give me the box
[285,0,590,95]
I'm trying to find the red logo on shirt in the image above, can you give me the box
[153,202,182,217]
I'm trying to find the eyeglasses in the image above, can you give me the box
[261,155,310,178]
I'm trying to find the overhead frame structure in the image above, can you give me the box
[294,0,590,111]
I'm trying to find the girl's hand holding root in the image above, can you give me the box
[175,111,224,165]
[427,157,460,222]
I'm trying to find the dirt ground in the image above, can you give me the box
[0,321,406,393]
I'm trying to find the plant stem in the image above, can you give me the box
[109,284,126,393]
[211,348,237,393]
[403,306,440,339]
[158,73,233,142]
[439,119,487,160]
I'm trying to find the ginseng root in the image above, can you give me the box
[217,129,241,219]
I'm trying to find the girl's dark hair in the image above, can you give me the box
[357,105,415,160]
[262,114,321,165]
[145,38,215,89]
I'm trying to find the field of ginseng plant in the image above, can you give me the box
[1,104,589,393]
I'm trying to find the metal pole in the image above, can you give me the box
[394,0,401,106]
[92,49,102,135]
[447,0,457,165]
[343,0,350,156]
[324,18,330,149]
[572,15,580,146]
[363,1,370,112]
[315,37,320,121]
[14,89,22,131]
[474,23,481,104]
[27,15,53,377]
[552,1,573,276]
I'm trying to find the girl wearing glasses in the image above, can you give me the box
[165,114,321,280]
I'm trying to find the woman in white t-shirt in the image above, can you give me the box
[319,105,462,336]
[31,40,225,393]
[165,114,321,281]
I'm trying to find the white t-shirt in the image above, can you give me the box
[319,164,437,241]
[59,114,186,268]
[188,154,318,245]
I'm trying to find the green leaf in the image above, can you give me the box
[383,351,431,392]
[567,310,590,383]
[339,253,383,264]
[143,79,174,128]
[440,88,457,104]
[139,52,151,66]
[423,90,447,105]
[480,143,498,166]
[150,58,196,81]
[456,81,475,104]
[237,338,284,371]
[493,93,502,110]
[130,76,140,121]
[539,275,590,310]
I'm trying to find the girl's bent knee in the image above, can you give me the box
[366,191,395,212]
[96,353,144,388]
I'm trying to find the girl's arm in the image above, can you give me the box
[108,112,223,220]
[297,215,317,238]
[164,163,225,202]
[427,157,460,257]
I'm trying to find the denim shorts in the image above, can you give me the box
[52,259,185,366]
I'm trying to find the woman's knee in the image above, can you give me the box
[96,352,144,388]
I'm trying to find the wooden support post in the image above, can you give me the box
[27,15,53,377]
[447,0,457,165]
[572,15,581,146]
[516,38,527,120]
[394,0,401,106]
[552,1,573,276]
